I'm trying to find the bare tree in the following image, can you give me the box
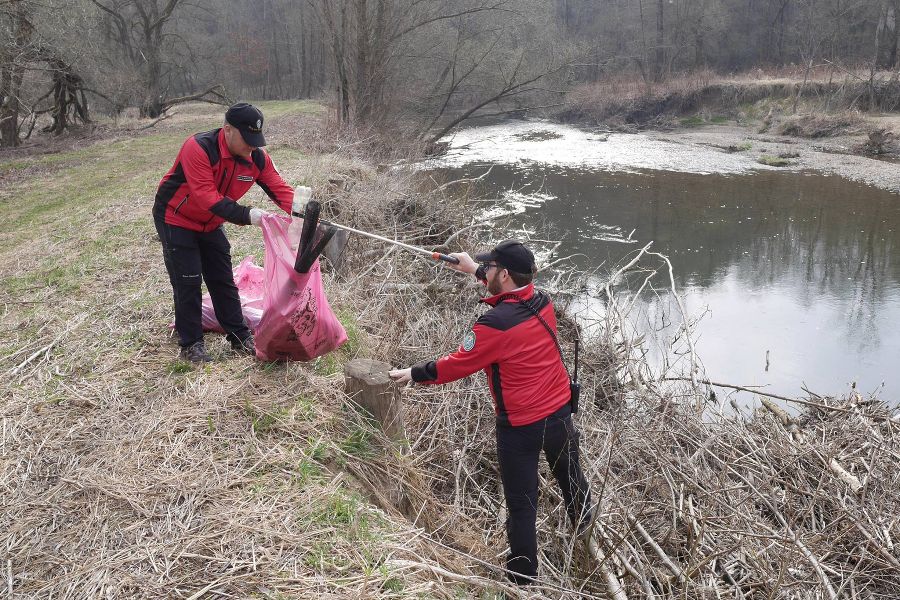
[313,0,529,127]
[90,0,226,117]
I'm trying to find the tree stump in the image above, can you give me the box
[344,359,405,442]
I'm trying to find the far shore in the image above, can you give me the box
[645,117,900,193]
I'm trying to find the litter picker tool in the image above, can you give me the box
[292,208,460,265]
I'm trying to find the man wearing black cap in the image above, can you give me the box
[389,240,593,585]
[153,102,295,363]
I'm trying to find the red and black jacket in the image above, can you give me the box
[153,128,293,232]
[411,284,571,427]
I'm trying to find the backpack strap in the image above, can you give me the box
[496,292,575,382]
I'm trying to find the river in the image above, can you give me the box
[427,121,900,402]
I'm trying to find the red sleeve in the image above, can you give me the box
[411,322,502,385]
[256,152,294,214]
[181,138,225,212]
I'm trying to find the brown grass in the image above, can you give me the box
[560,66,900,129]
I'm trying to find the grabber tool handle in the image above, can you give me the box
[433,252,460,264]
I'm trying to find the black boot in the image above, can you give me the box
[180,341,212,363]
[230,334,256,356]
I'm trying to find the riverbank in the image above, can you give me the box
[557,71,900,193]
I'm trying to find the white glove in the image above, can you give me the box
[292,186,313,214]
[249,207,269,226]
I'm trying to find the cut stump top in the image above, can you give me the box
[344,358,392,386]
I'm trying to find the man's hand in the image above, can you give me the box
[446,252,477,275]
[249,207,269,226]
[389,368,412,384]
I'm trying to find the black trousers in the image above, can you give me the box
[154,213,251,348]
[496,404,592,585]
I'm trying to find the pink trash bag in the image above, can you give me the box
[200,257,265,332]
[201,213,347,361]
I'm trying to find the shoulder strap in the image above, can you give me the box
[496,292,574,382]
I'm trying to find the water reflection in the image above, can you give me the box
[439,163,900,399]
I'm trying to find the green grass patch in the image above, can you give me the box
[294,457,321,484]
[381,576,404,593]
[757,154,793,167]
[315,491,373,532]
[307,438,328,462]
[245,402,291,434]
[166,360,194,375]
[312,352,343,376]
[294,394,316,421]
[266,146,306,164]
[339,425,373,458]
[710,115,728,124]
[336,308,361,356]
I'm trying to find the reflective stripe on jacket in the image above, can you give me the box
[153,128,293,232]
[411,283,571,427]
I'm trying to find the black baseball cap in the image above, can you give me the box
[225,102,266,147]
[475,239,536,274]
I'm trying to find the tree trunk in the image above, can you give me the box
[0,66,20,147]
[876,1,898,69]
[354,0,370,121]
[0,0,32,148]
[45,57,91,135]
[654,0,665,81]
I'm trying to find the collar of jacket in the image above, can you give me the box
[217,128,251,166]
[480,282,535,307]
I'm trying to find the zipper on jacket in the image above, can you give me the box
[173,194,189,214]
[217,167,228,192]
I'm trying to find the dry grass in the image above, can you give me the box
[0,102,489,599]
[776,112,866,138]
[2,100,899,599]
[561,66,900,129]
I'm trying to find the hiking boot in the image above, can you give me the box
[230,334,256,356]
[180,341,212,364]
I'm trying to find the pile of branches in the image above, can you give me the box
[345,223,900,598]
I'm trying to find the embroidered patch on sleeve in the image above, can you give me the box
[462,330,476,352]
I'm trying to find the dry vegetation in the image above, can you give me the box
[560,67,900,138]
[2,102,900,599]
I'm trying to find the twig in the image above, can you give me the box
[648,250,699,388]
[8,316,85,377]
[663,377,852,412]
[584,538,629,600]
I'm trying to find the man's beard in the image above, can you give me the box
[487,272,503,295]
